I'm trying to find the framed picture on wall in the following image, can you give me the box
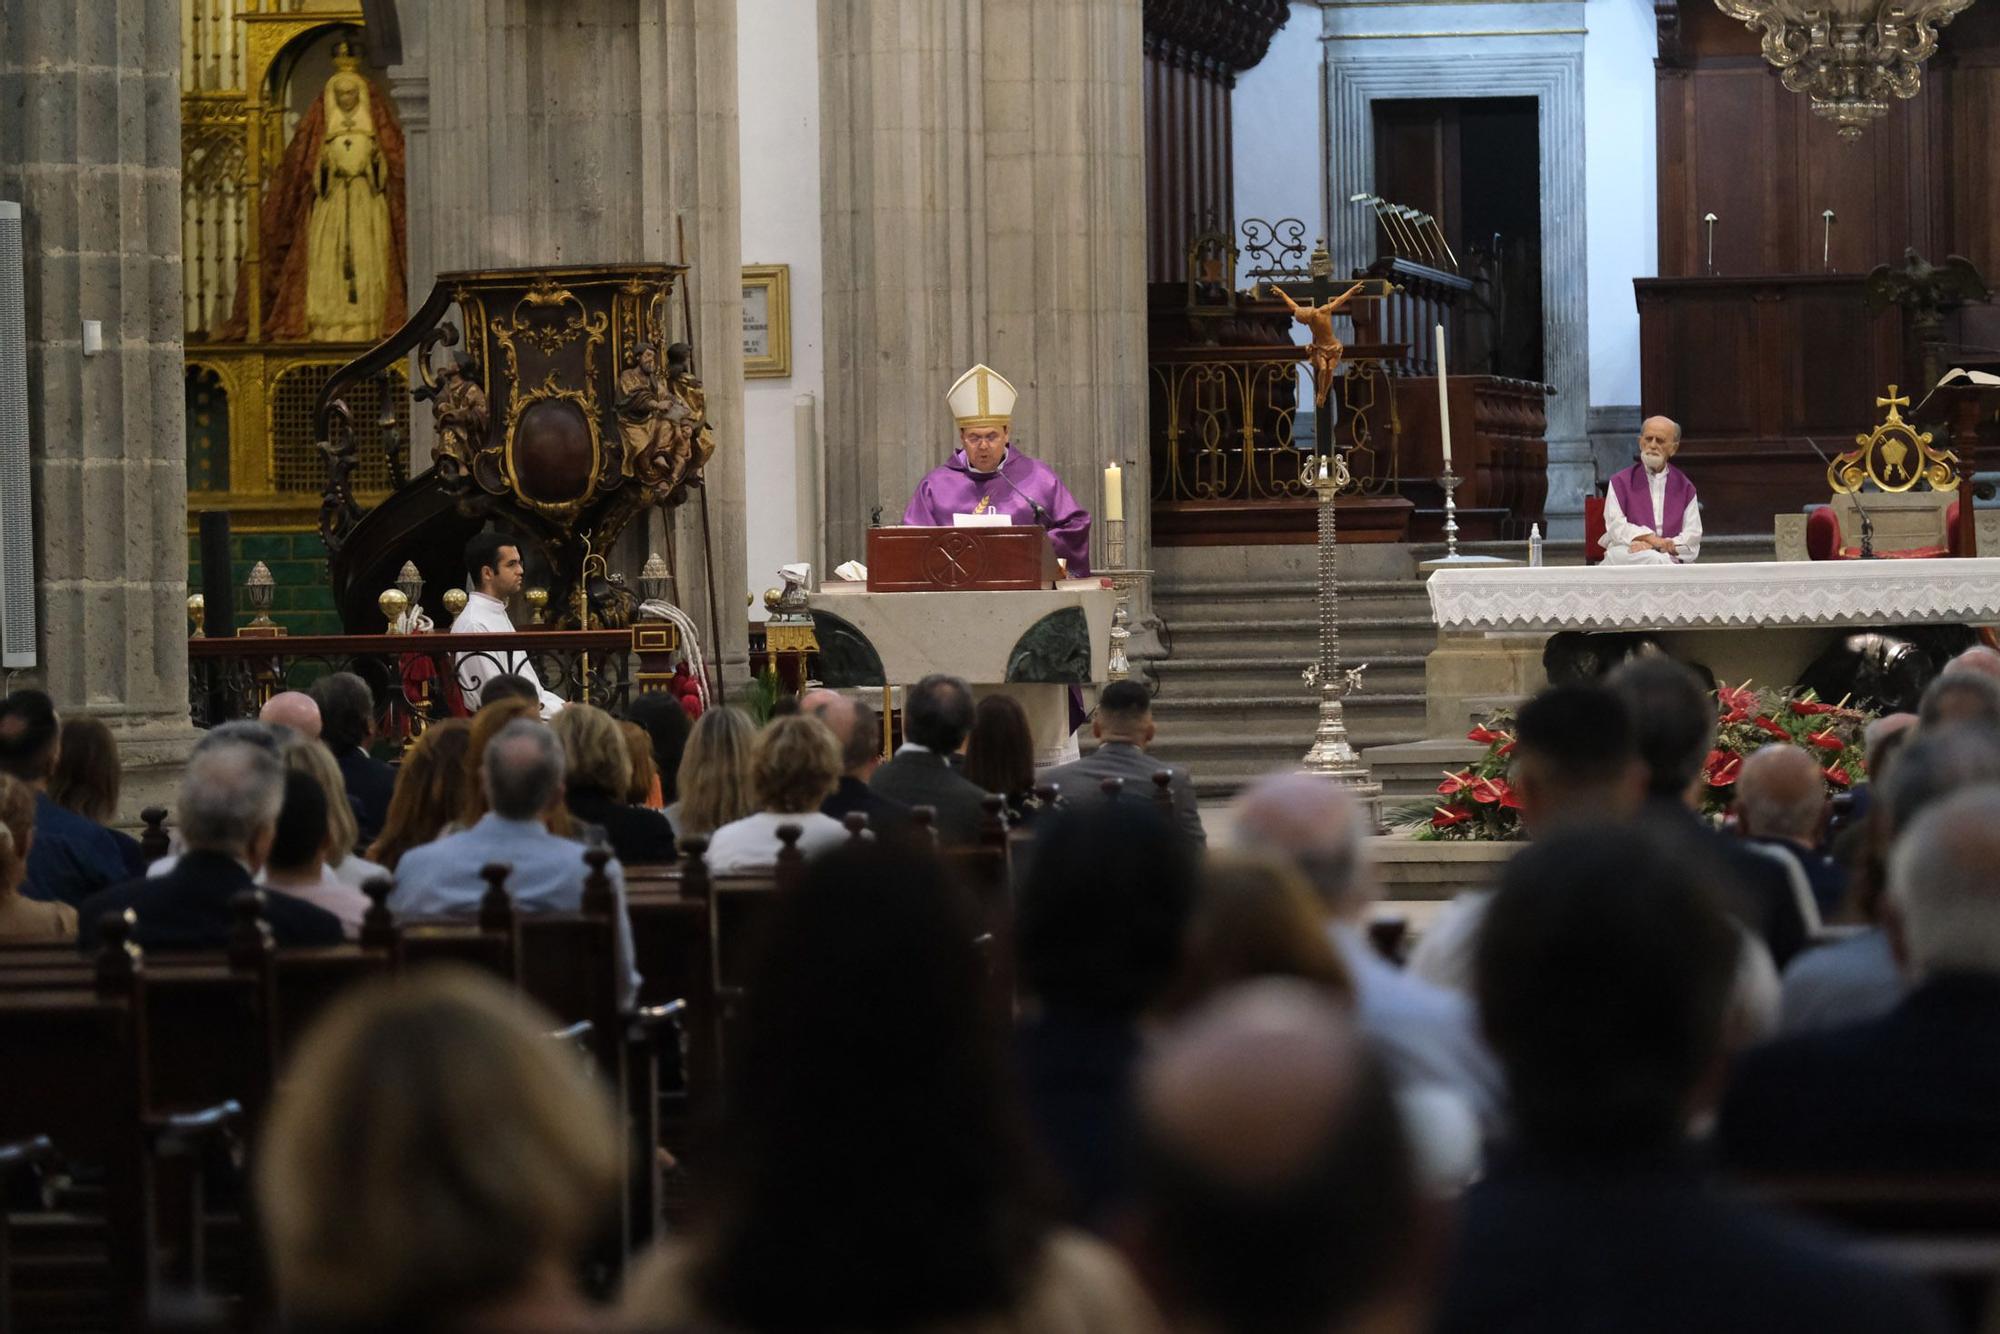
[743,264,791,379]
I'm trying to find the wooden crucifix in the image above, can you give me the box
[1263,277,1389,409]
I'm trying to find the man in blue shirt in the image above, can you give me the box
[0,690,139,908]
[392,718,640,1005]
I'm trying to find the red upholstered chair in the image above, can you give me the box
[1583,496,1606,566]
[1805,500,1961,560]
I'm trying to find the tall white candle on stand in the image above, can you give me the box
[1103,462,1124,522]
[1435,323,1453,473]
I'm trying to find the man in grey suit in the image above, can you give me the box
[869,673,990,845]
[1038,681,1206,845]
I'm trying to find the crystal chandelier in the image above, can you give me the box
[1713,0,1973,139]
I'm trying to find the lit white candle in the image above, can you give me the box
[1104,462,1124,523]
[1435,324,1453,472]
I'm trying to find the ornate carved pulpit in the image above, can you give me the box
[315,264,708,632]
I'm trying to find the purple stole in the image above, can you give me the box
[1609,463,1694,538]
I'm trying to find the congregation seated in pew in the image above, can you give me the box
[16,659,2000,1329]
[551,703,679,866]
[870,673,992,846]
[79,735,343,952]
[0,773,73,942]
[704,714,850,873]
[391,718,641,1006]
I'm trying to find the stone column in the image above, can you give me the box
[394,0,748,679]
[819,0,1149,587]
[818,0,988,561]
[983,0,1150,580]
[0,0,197,788]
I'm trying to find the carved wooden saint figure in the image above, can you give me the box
[618,342,695,502]
[1271,281,1365,408]
[426,351,488,489]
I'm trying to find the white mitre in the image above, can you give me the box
[946,364,1017,430]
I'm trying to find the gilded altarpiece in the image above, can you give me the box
[180,2,408,534]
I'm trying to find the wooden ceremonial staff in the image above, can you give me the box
[678,214,726,700]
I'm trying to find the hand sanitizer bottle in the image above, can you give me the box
[1529,523,1544,568]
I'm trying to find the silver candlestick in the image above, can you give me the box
[1440,467,1463,561]
[1300,451,1383,828]
[1100,517,1147,683]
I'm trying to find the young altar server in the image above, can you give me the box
[1602,415,1703,567]
[451,531,565,717]
[901,364,1093,576]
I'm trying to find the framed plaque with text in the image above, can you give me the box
[742,263,791,379]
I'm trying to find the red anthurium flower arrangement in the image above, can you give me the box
[1404,685,1877,838]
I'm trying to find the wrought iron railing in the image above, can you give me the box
[187,630,662,741]
[1149,346,1402,503]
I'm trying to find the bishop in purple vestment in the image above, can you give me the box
[902,363,1093,577]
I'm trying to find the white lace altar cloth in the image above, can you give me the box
[1427,558,2000,633]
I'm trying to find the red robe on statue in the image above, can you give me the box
[216,72,409,342]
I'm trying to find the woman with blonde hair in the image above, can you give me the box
[283,737,389,891]
[458,697,574,839]
[550,704,678,865]
[702,715,849,874]
[669,705,756,841]
[0,773,73,941]
[257,967,622,1330]
[365,718,472,870]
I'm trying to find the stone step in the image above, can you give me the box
[1360,738,1491,799]
[1155,582,1432,625]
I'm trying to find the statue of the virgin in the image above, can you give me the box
[220,38,408,343]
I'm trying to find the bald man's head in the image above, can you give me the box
[1135,981,1420,1334]
[801,689,855,745]
[259,691,322,741]
[1230,774,1373,919]
[1735,744,1826,845]
[802,689,880,776]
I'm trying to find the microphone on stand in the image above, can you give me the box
[993,454,1051,527]
[1803,436,1879,559]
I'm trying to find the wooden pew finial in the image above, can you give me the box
[978,793,1008,847]
[580,847,614,917]
[679,835,711,900]
[844,811,869,843]
[1151,770,1175,813]
[774,823,805,890]
[478,863,516,933]
[1032,782,1060,809]
[911,805,937,844]
[138,806,171,863]
[1099,776,1125,800]
[228,889,275,971]
[360,876,399,951]
[94,909,142,998]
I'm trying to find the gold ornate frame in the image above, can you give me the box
[743,264,791,379]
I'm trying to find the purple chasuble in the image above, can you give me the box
[902,446,1093,577]
[1609,462,1695,539]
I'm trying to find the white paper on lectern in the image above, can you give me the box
[951,512,1009,528]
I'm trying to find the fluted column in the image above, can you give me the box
[394,0,747,675]
[0,0,196,780]
[820,0,1149,581]
[984,0,1149,579]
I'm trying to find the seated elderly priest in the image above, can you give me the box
[902,363,1092,576]
[1601,416,1703,567]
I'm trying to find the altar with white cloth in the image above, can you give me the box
[1419,558,2000,733]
